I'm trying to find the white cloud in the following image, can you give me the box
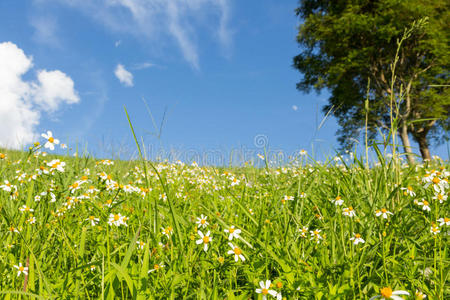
[0,41,79,149]
[44,0,232,69]
[114,64,133,87]
[115,40,121,47]
[30,16,61,48]
[292,105,298,111]
[132,62,155,70]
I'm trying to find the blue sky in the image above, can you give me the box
[0,0,447,164]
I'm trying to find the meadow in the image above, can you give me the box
[0,136,448,299]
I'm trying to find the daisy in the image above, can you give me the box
[13,263,28,277]
[86,216,99,226]
[148,263,165,273]
[255,280,277,300]
[47,159,66,172]
[299,226,308,238]
[196,230,212,252]
[437,217,450,226]
[41,131,59,150]
[415,290,426,299]
[60,143,67,149]
[136,240,146,250]
[196,214,209,228]
[224,225,241,241]
[432,193,447,203]
[369,287,409,300]
[257,154,265,160]
[310,229,323,243]
[400,186,416,197]
[108,213,127,227]
[0,180,14,192]
[161,226,173,237]
[417,200,431,212]
[430,225,440,235]
[299,149,307,156]
[332,196,344,206]
[342,206,356,217]
[375,208,393,219]
[19,205,34,213]
[227,243,245,262]
[350,233,365,245]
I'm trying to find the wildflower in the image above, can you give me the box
[299,149,307,156]
[255,280,277,300]
[19,205,34,213]
[432,192,447,203]
[47,159,66,172]
[148,263,165,273]
[13,263,28,277]
[332,196,344,206]
[108,213,127,227]
[369,287,409,299]
[8,226,19,234]
[343,206,356,217]
[136,240,146,250]
[196,214,209,228]
[90,265,96,272]
[299,226,308,238]
[161,226,173,237]
[41,131,60,150]
[86,216,99,226]
[196,230,212,252]
[224,225,241,241]
[417,200,431,212]
[437,217,450,226]
[350,233,365,245]
[0,153,6,160]
[375,208,393,219]
[430,224,440,235]
[257,154,265,160]
[60,143,67,149]
[400,186,416,197]
[310,229,322,243]
[415,290,426,299]
[0,180,15,192]
[227,243,245,262]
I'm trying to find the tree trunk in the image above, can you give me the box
[398,125,415,165]
[416,134,432,161]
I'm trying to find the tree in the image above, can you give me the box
[293,0,449,162]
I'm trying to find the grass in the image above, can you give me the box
[0,144,448,299]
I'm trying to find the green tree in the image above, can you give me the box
[293,0,449,162]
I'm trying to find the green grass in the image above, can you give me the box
[0,147,448,299]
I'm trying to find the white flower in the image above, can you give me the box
[415,290,427,299]
[196,214,209,228]
[47,159,66,172]
[136,240,146,250]
[19,205,34,213]
[432,193,447,203]
[255,280,277,299]
[108,213,127,227]
[224,225,241,241]
[86,216,99,226]
[13,263,28,277]
[60,143,67,149]
[400,186,416,197]
[369,287,409,300]
[299,149,307,156]
[350,233,365,245]
[227,242,245,262]
[0,180,15,192]
[148,263,165,273]
[342,206,356,217]
[417,200,431,212]
[299,226,308,238]
[41,131,60,151]
[257,154,265,160]
[195,230,212,252]
[375,208,393,219]
[430,225,440,235]
[437,217,450,226]
[310,229,322,243]
[331,196,344,206]
[161,226,173,237]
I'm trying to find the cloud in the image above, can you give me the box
[115,40,121,47]
[43,0,232,69]
[132,62,155,70]
[30,16,61,48]
[114,64,133,87]
[0,41,79,149]
[292,105,298,111]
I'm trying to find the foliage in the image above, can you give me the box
[293,0,450,157]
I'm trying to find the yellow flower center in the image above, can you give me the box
[423,201,429,206]
[355,234,361,238]
[432,227,438,232]
[445,217,449,222]
[313,230,319,235]
[229,227,235,233]
[348,206,353,211]
[437,194,443,200]
[380,287,392,298]
[201,219,206,224]
[381,208,387,213]
[202,236,210,244]
[89,216,95,220]
[276,282,283,289]
[432,177,440,184]
[0,153,5,159]
[48,137,54,143]
[154,264,159,270]
[407,186,413,191]
[233,247,242,255]
[114,215,120,221]
[262,288,269,295]
[19,266,24,272]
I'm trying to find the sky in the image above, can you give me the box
[0,0,447,165]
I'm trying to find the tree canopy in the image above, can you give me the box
[293,0,449,161]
